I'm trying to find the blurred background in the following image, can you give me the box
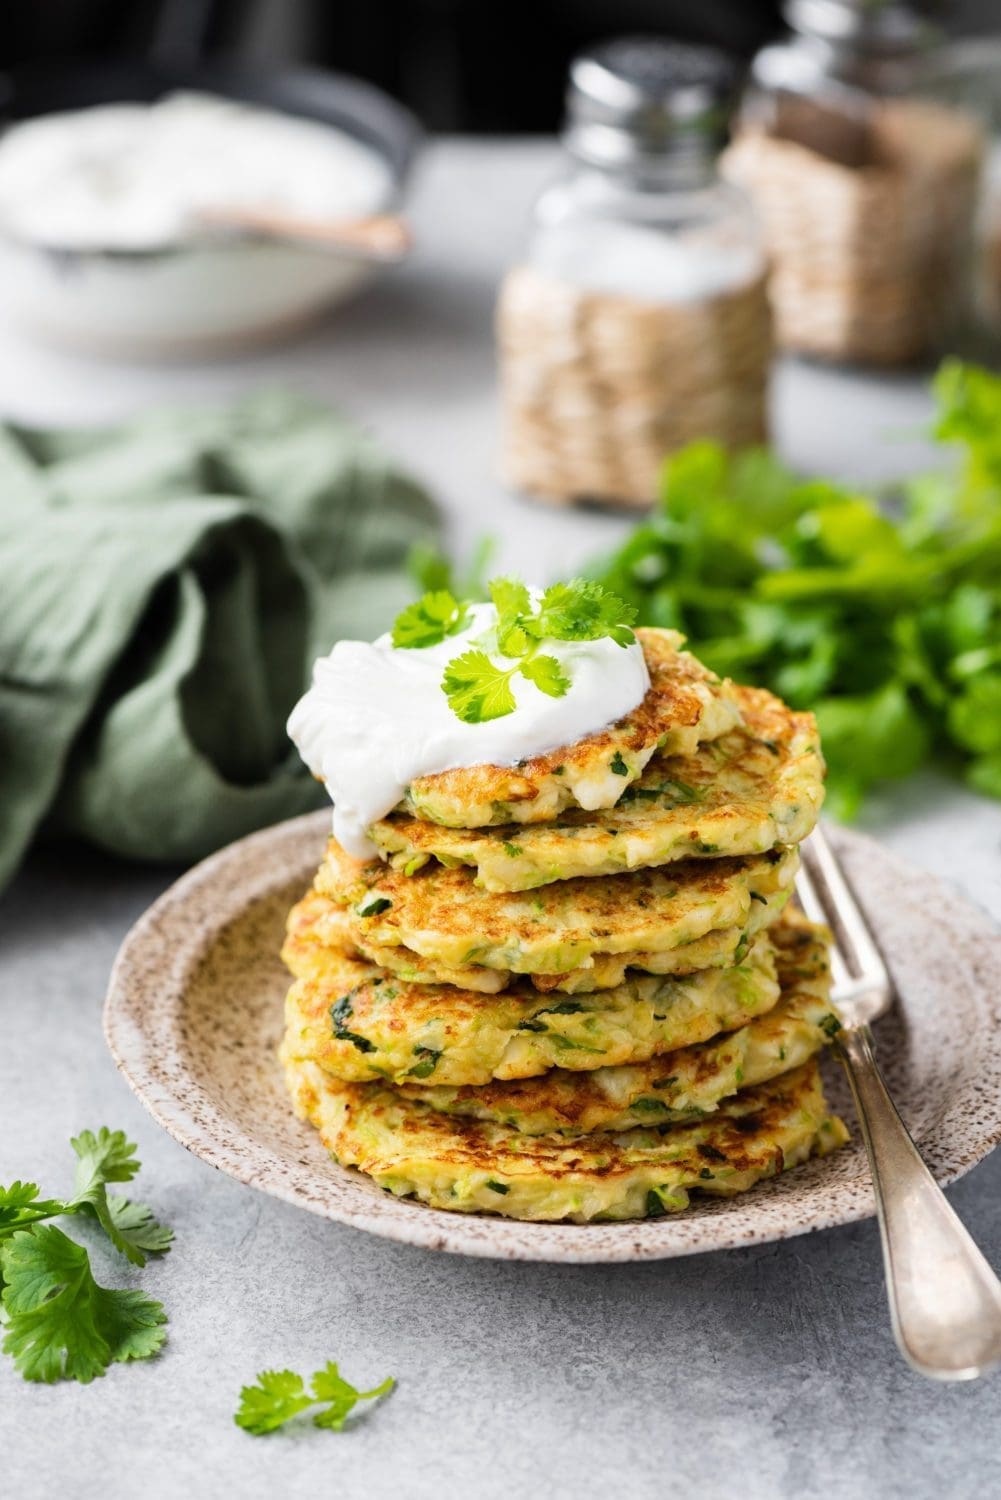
[4,0,1000,130]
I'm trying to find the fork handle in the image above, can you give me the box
[838,1024,1001,1380]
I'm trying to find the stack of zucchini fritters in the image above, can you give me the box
[281,628,848,1223]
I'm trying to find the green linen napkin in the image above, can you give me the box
[0,390,438,891]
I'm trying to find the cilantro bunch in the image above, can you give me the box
[0,1129,171,1383]
[587,360,1001,817]
[392,576,637,723]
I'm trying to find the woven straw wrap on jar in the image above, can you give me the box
[497,264,771,510]
[722,98,983,366]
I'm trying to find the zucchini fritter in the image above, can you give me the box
[283,885,789,995]
[402,628,741,829]
[281,928,781,1087]
[372,686,823,891]
[315,840,799,979]
[395,910,838,1132]
[283,1055,848,1223]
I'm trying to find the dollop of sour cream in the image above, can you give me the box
[0,93,392,252]
[288,599,650,860]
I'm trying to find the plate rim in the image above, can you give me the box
[104,811,1001,1263]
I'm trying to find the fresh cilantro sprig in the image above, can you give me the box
[444,577,636,723]
[526,579,638,648]
[0,1129,171,1383]
[392,575,637,724]
[236,1362,395,1435]
[391,589,470,649]
[408,534,494,601]
[1,1227,167,1384]
[0,1129,173,1267]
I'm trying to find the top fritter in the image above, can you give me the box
[373,684,823,890]
[289,579,662,856]
[289,576,747,856]
[401,628,742,828]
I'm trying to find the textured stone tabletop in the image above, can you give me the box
[1,141,1000,1500]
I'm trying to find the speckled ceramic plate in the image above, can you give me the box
[105,812,1001,1263]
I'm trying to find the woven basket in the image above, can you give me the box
[722,97,984,366]
[497,265,771,510]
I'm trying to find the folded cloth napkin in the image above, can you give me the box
[0,389,438,891]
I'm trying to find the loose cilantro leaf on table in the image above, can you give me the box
[100,1196,175,1263]
[68,1128,172,1267]
[71,1127,141,1192]
[235,1369,315,1433]
[0,1128,171,1266]
[586,359,1001,813]
[236,1362,395,1436]
[0,1182,65,1232]
[1,1225,166,1384]
[0,1128,172,1383]
[311,1363,395,1431]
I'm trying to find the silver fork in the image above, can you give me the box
[796,825,1001,1380]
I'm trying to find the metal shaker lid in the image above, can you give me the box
[784,0,929,58]
[754,1,939,96]
[564,37,739,171]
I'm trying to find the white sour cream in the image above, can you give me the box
[288,600,650,860]
[0,92,393,251]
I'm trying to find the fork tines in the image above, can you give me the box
[795,827,892,1015]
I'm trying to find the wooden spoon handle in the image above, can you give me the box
[196,208,412,261]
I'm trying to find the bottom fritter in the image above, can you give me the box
[283,1054,848,1224]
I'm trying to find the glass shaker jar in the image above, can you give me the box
[926,34,1001,348]
[722,0,985,365]
[497,38,771,511]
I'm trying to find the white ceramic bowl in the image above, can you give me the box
[0,234,387,355]
[0,64,420,356]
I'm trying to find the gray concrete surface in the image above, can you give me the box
[1,141,1000,1500]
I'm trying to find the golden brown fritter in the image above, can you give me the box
[314,839,799,979]
[281,927,781,1087]
[401,629,742,828]
[392,910,839,1131]
[372,686,824,891]
[284,886,787,995]
[283,1055,848,1222]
